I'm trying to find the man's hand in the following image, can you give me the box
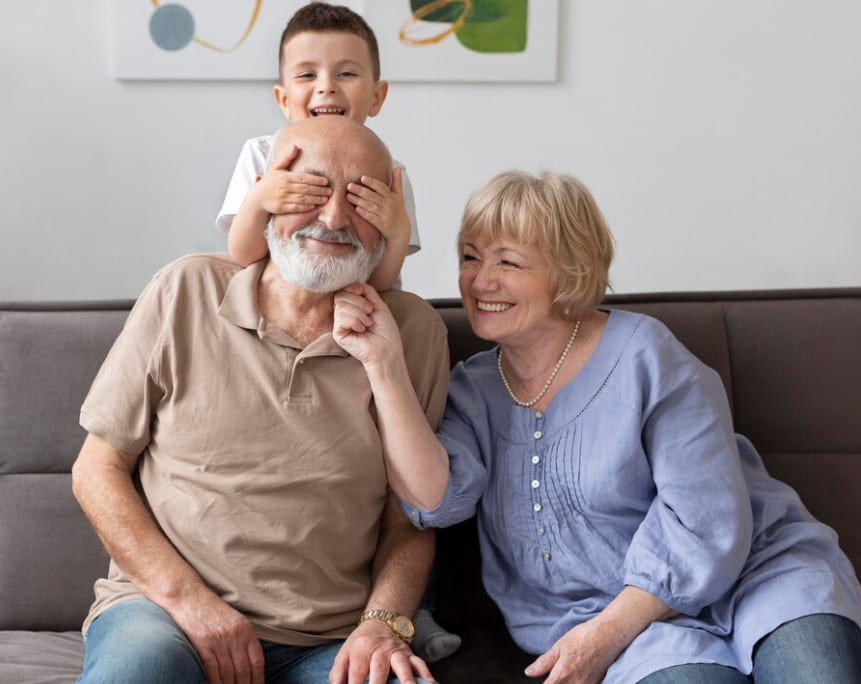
[252,143,331,215]
[347,167,410,243]
[333,284,403,367]
[523,617,626,684]
[167,585,264,684]
[329,618,434,684]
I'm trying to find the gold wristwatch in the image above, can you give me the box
[360,609,415,644]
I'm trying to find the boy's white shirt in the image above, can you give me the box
[216,133,421,254]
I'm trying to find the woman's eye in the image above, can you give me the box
[461,254,478,262]
[500,260,521,269]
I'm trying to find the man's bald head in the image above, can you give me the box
[268,117,392,183]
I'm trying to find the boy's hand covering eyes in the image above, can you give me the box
[346,167,410,244]
[254,143,331,214]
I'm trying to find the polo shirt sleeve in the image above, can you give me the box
[402,359,491,529]
[622,322,754,616]
[79,269,172,456]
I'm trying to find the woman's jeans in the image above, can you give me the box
[638,613,861,684]
[77,599,436,684]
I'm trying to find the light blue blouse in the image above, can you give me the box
[400,310,861,682]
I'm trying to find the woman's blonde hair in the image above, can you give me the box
[457,170,615,317]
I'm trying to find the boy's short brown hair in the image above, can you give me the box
[279,2,381,81]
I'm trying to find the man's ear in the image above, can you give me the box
[273,85,292,119]
[367,80,389,118]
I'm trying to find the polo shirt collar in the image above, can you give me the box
[217,259,349,357]
[218,259,265,331]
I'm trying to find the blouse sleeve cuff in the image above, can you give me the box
[397,477,470,530]
[623,570,707,617]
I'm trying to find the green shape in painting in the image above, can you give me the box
[408,0,528,53]
[456,0,527,53]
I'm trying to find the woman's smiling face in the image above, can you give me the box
[458,235,557,346]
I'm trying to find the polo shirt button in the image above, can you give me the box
[531,480,540,489]
[534,431,542,439]
[531,455,540,465]
[543,552,552,561]
[533,503,542,512]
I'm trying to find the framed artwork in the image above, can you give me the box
[112,0,559,82]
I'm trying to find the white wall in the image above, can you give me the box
[2,0,860,301]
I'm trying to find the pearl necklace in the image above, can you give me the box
[497,320,582,408]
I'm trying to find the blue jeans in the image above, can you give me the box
[78,599,437,684]
[638,613,861,684]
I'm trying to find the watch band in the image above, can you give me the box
[360,609,415,644]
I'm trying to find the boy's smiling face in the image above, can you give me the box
[274,31,388,124]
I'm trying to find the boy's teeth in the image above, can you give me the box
[312,107,345,115]
[477,301,512,312]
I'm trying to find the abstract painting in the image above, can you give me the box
[112,0,558,82]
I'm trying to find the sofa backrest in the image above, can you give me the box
[1,289,859,632]
[0,302,132,630]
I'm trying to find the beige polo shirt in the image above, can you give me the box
[79,254,449,645]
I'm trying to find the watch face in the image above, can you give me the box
[392,615,415,638]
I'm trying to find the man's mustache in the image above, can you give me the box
[293,222,360,248]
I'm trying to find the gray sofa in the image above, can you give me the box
[2,289,860,683]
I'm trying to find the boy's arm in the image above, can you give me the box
[349,167,410,291]
[227,144,331,267]
[228,184,274,266]
[367,233,410,291]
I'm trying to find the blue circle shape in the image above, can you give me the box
[149,4,195,52]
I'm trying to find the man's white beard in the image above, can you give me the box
[264,221,385,292]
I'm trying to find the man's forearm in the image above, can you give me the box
[366,494,435,617]
[71,433,208,610]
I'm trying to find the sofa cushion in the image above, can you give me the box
[0,631,82,684]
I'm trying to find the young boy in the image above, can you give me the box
[216,1,416,291]
[215,1,460,663]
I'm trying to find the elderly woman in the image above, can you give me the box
[333,171,861,684]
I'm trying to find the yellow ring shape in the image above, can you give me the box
[399,0,474,46]
[151,0,262,53]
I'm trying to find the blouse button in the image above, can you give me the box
[534,431,542,439]
[531,455,540,465]
[537,527,545,536]
[534,411,543,419]
[533,503,542,512]
[531,480,540,489]
[543,552,552,561]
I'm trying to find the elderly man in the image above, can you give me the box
[71,117,449,684]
